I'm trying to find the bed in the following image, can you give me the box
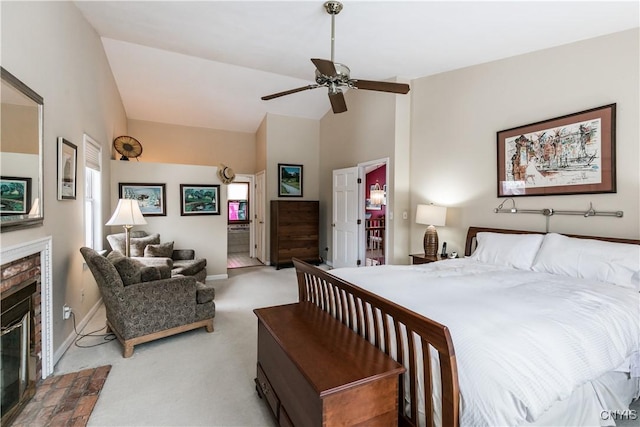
[293,226,640,427]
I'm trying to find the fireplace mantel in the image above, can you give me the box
[1,236,53,379]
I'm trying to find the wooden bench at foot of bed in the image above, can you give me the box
[254,302,405,426]
[293,258,460,427]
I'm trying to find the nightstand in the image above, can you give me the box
[410,253,445,264]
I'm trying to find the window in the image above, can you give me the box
[84,135,102,249]
[228,182,249,224]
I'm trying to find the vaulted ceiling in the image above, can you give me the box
[74,1,639,133]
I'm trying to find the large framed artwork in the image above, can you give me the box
[57,137,77,200]
[497,104,616,197]
[119,183,166,216]
[278,163,303,197]
[0,176,31,215]
[180,184,220,216]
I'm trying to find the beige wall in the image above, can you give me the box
[127,119,256,172]
[410,29,640,255]
[264,114,320,264]
[255,116,267,173]
[109,161,229,277]
[319,89,408,264]
[1,1,127,362]
[392,82,412,264]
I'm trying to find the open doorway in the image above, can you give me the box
[363,162,387,266]
[331,159,388,269]
[227,178,263,269]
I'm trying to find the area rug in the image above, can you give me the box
[10,365,111,427]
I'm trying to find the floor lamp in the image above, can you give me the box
[106,199,147,257]
[416,204,447,259]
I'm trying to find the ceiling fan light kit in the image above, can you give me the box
[261,1,409,114]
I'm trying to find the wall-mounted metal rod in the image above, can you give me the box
[494,208,545,215]
[494,206,623,218]
[551,209,623,217]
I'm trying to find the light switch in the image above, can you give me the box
[402,211,408,220]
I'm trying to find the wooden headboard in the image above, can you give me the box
[464,226,640,257]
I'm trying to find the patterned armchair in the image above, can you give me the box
[80,247,215,357]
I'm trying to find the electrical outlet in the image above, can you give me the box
[63,305,72,320]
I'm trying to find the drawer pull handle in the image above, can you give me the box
[260,382,269,395]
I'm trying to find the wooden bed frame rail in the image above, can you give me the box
[293,258,460,427]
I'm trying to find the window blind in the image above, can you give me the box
[84,139,101,171]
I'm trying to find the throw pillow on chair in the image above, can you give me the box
[107,233,160,257]
[106,251,144,286]
[144,241,174,258]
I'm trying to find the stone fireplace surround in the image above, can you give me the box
[1,237,54,380]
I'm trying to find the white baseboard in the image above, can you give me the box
[207,273,228,281]
[53,298,103,367]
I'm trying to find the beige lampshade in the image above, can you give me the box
[415,204,447,227]
[416,204,447,258]
[106,199,147,226]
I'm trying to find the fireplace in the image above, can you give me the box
[1,277,38,425]
[0,237,53,425]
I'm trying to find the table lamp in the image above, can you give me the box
[106,199,147,257]
[416,204,447,258]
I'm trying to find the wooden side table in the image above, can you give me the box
[410,253,445,264]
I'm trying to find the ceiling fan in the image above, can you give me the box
[261,1,410,114]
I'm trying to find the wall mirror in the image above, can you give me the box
[1,67,44,232]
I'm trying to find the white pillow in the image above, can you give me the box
[469,232,544,270]
[532,233,640,290]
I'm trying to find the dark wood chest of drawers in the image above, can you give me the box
[270,200,321,269]
[254,303,405,427]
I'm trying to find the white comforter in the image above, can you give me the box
[330,259,640,426]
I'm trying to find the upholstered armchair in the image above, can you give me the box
[80,247,215,357]
[106,231,207,282]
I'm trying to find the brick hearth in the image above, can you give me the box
[9,366,111,427]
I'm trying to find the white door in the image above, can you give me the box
[332,167,359,268]
[255,171,266,263]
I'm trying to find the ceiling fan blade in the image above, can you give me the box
[311,58,337,77]
[328,91,347,114]
[261,84,319,101]
[352,79,410,94]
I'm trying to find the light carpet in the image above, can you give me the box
[55,265,298,426]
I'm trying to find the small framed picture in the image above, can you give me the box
[57,137,77,200]
[180,184,220,216]
[119,183,166,216]
[278,163,303,197]
[0,176,31,215]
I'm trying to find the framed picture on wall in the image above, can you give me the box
[0,176,31,215]
[497,104,616,197]
[180,184,220,216]
[119,183,166,216]
[278,163,303,197]
[57,137,77,200]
